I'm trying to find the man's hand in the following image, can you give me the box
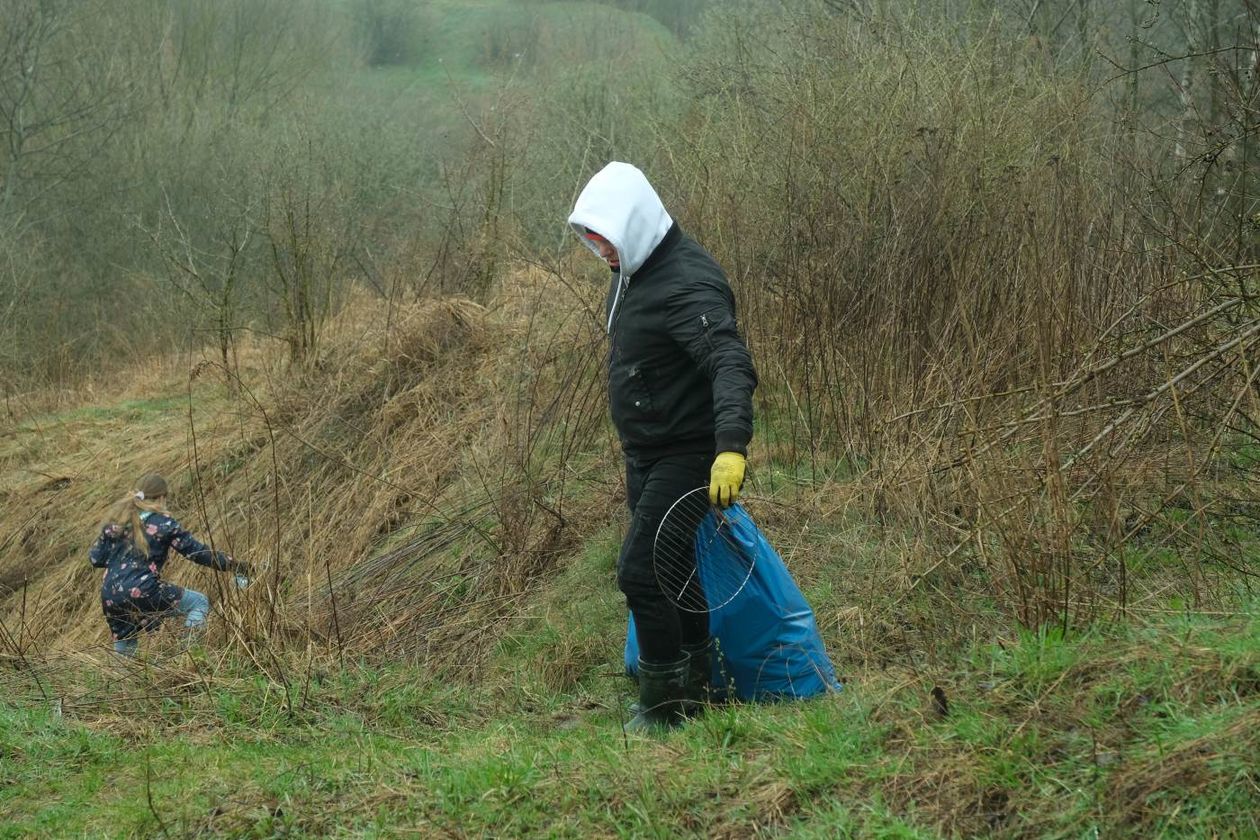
[709,452,746,508]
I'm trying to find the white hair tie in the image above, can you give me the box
[134,490,145,501]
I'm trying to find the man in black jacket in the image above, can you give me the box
[569,161,758,731]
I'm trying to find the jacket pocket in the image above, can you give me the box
[609,361,658,433]
[625,365,657,417]
[688,310,730,359]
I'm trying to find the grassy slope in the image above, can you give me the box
[2,296,1257,836]
[2,593,1256,838]
[2,369,1257,836]
[3,5,1258,836]
[1,301,1257,838]
[347,0,675,87]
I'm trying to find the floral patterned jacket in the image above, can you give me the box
[89,512,237,606]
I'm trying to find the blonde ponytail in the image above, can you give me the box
[101,473,170,556]
[100,495,149,554]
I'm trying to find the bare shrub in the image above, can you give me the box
[628,1,1260,628]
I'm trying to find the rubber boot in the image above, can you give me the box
[625,655,689,733]
[681,637,714,716]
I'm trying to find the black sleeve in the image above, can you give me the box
[666,277,758,455]
[88,525,126,568]
[88,535,112,568]
[165,519,237,572]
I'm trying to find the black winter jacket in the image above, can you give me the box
[606,223,758,459]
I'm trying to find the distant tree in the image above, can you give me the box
[0,0,134,236]
[155,0,338,128]
[260,138,361,365]
[141,186,259,384]
[353,0,431,66]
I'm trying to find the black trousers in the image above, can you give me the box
[619,451,711,663]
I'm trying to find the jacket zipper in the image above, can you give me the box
[606,274,629,334]
[700,312,716,351]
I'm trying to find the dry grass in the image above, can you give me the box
[0,268,618,676]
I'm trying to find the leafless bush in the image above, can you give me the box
[618,1,1260,628]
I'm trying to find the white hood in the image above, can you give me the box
[568,162,673,332]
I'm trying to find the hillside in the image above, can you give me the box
[3,1,1259,835]
[2,269,1257,838]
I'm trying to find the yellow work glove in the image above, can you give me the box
[709,451,746,508]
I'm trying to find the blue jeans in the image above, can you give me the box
[112,588,210,656]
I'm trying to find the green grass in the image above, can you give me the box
[14,396,190,430]
[3,611,1256,838]
[1222,437,1260,472]
[342,0,675,86]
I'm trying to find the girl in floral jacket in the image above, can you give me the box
[89,473,250,656]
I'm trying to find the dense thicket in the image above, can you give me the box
[7,1,1251,385]
[492,0,1260,626]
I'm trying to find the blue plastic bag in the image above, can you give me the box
[625,504,841,701]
